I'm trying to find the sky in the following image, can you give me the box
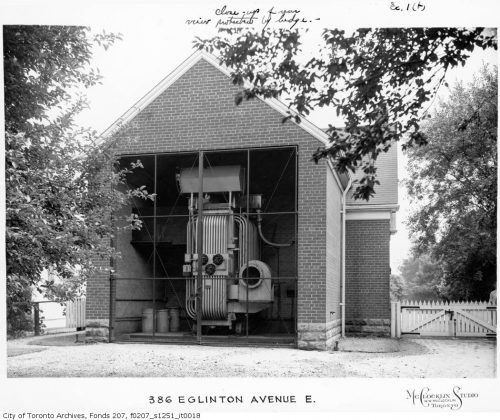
[61,10,498,275]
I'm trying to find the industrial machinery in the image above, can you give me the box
[178,165,274,331]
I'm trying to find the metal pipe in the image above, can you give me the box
[136,210,299,218]
[109,216,116,343]
[196,151,204,343]
[152,154,157,341]
[109,273,114,342]
[294,148,298,345]
[114,276,300,281]
[326,158,352,339]
[33,303,40,336]
[246,149,250,339]
[340,176,352,338]
[256,209,294,248]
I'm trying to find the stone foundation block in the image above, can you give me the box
[297,340,327,351]
[297,322,326,332]
[345,318,391,336]
[298,319,342,351]
[85,319,110,342]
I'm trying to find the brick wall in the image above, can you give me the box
[345,219,391,335]
[86,263,110,320]
[85,237,112,341]
[87,57,333,340]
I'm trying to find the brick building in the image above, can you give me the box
[86,50,398,350]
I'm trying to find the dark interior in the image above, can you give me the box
[112,147,298,342]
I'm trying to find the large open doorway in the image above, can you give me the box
[111,146,298,346]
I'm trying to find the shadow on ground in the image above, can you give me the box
[7,331,87,357]
[28,331,86,347]
[336,337,429,355]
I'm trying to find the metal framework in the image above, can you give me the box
[110,146,298,346]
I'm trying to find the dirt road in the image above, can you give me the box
[6,335,496,378]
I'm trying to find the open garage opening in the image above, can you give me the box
[111,146,298,345]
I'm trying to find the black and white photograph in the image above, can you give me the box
[1,0,499,417]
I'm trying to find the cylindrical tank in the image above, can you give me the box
[168,307,180,332]
[142,308,154,333]
[156,309,169,333]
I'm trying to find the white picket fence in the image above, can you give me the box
[391,300,497,338]
[65,297,86,329]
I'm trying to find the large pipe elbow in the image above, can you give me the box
[256,210,294,248]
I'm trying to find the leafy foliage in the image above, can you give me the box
[389,273,405,302]
[392,255,443,301]
[196,28,497,199]
[406,66,497,301]
[4,26,120,134]
[4,26,151,334]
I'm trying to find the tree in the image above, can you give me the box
[196,28,497,199]
[391,255,443,302]
[397,255,443,301]
[4,26,151,334]
[390,273,405,302]
[406,66,497,301]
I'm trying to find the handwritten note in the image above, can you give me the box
[390,1,426,12]
[186,5,321,30]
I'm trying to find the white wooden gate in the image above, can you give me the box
[391,300,496,338]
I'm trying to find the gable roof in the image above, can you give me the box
[98,49,332,147]
[98,49,353,190]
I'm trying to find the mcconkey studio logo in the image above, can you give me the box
[406,386,479,410]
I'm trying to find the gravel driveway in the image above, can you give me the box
[6,335,496,378]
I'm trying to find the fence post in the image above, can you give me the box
[396,301,401,338]
[391,302,396,338]
[33,303,40,336]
